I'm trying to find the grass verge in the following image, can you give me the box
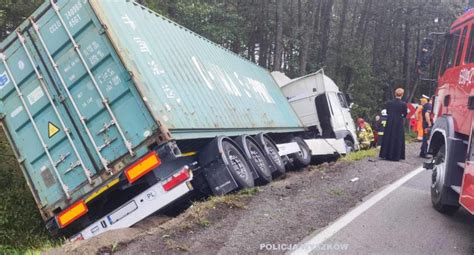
[340,148,378,162]
[181,187,259,229]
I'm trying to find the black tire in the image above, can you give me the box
[431,144,460,215]
[255,134,286,176]
[344,139,355,153]
[222,140,255,189]
[235,136,272,185]
[291,137,311,168]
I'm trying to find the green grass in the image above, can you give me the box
[327,187,346,197]
[1,239,62,255]
[0,132,62,254]
[405,130,418,143]
[340,148,378,162]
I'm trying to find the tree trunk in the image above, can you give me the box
[358,0,373,50]
[318,0,334,66]
[350,0,360,37]
[298,0,302,29]
[273,0,284,71]
[258,0,269,68]
[335,0,349,75]
[299,0,319,76]
[408,26,422,103]
[167,0,178,18]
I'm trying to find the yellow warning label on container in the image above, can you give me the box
[48,122,60,138]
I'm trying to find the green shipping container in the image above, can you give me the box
[0,0,303,219]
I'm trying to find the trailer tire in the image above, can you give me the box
[222,140,255,189]
[431,145,459,215]
[255,133,286,176]
[234,136,272,185]
[291,137,311,168]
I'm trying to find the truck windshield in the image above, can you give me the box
[337,93,349,108]
[455,27,468,66]
[440,30,461,76]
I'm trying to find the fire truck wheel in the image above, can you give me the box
[222,140,255,189]
[431,145,460,215]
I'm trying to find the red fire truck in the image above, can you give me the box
[422,8,474,215]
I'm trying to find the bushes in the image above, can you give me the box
[0,132,54,253]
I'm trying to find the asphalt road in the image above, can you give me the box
[300,169,474,255]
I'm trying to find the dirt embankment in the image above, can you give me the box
[46,143,424,255]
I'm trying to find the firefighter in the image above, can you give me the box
[356,118,375,150]
[420,97,433,158]
[376,109,388,147]
[415,97,429,141]
[373,115,381,146]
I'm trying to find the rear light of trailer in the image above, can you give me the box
[57,200,88,229]
[163,166,191,191]
[125,152,161,183]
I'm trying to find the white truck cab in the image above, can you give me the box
[272,69,359,155]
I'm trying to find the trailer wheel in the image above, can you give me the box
[222,140,255,189]
[431,145,459,215]
[234,136,272,185]
[255,134,286,176]
[291,137,311,168]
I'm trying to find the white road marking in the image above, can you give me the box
[291,166,425,255]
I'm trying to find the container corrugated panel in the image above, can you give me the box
[90,0,303,140]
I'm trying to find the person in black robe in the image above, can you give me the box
[379,88,408,161]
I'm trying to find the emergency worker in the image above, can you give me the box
[376,109,388,147]
[357,118,375,150]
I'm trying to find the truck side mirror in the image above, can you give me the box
[416,37,435,75]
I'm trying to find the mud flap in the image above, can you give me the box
[460,162,474,213]
[198,137,239,196]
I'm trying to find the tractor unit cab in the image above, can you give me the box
[421,8,474,215]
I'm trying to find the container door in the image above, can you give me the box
[28,0,156,172]
[0,33,97,207]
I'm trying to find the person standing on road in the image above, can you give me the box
[419,97,433,158]
[415,97,429,141]
[379,88,408,161]
[376,109,388,147]
[373,115,381,145]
